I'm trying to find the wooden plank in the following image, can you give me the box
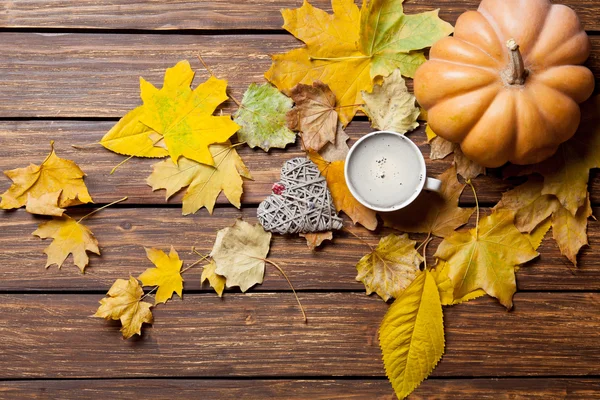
[0,32,599,118]
[0,121,517,206]
[1,0,598,31]
[1,378,598,399]
[0,207,598,291]
[0,292,598,378]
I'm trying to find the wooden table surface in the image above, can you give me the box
[1,1,600,399]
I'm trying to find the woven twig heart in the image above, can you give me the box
[257,157,343,234]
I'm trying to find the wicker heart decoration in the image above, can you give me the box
[257,157,343,234]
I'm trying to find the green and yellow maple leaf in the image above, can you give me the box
[379,271,444,399]
[234,83,296,151]
[1,141,93,212]
[33,215,100,272]
[147,142,252,215]
[101,60,239,166]
[138,246,184,305]
[94,276,153,339]
[434,210,538,309]
[265,0,453,125]
[356,234,422,302]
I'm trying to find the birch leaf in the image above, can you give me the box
[234,83,296,151]
[356,234,422,301]
[379,271,444,399]
[33,215,100,272]
[94,276,153,339]
[138,246,184,305]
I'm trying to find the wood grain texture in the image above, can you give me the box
[0,32,598,118]
[1,0,598,31]
[0,292,599,378]
[0,207,597,292]
[1,378,599,399]
[0,121,516,206]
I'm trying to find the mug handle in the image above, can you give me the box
[424,177,442,193]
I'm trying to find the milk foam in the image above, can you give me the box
[347,133,424,209]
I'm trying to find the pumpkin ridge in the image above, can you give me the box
[449,37,503,66]
[428,57,498,75]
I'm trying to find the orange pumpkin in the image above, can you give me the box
[414,0,595,167]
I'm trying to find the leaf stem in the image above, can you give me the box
[110,155,134,175]
[335,103,365,109]
[309,55,371,62]
[466,179,479,239]
[342,226,374,251]
[422,237,434,271]
[196,53,215,77]
[77,197,128,224]
[182,248,212,275]
[140,285,158,301]
[71,143,102,150]
[416,232,432,252]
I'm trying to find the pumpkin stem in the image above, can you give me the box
[503,39,528,85]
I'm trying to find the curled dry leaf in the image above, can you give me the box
[356,234,423,302]
[309,152,378,230]
[434,210,538,309]
[210,220,272,292]
[1,141,92,212]
[318,123,350,162]
[94,276,153,339]
[287,81,338,152]
[265,0,453,125]
[429,135,485,180]
[379,271,444,400]
[147,142,252,215]
[33,215,100,272]
[201,260,226,297]
[552,197,592,266]
[138,246,184,305]
[234,82,296,151]
[26,191,65,217]
[361,69,420,134]
[299,231,333,249]
[382,166,474,238]
[101,60,239,166]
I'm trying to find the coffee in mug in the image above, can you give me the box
[344,131,441,212]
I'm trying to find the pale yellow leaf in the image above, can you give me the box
[201,260,226,297]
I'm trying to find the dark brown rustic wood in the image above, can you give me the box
[0,32,598,118]
[0,207,598,291]
[1,378,599,399]
[0,121,517,206]
[0,293,598,378]
[1,0,598,31]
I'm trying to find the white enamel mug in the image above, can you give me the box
[344,131,442,212]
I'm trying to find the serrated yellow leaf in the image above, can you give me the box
[527,218,552,251]
[552,197,592,266]
[147,142,252,215]
[33,215,100,272]
[94,276,153,339]
[201,260,226,297]
[266,0,453,125]
[1,142,92,211]
[379,271,444,399]
[138,246,184,305]
[356,234,422,302]
[211,220,272,292]
[309,152,378,230]
[434,210,538,309]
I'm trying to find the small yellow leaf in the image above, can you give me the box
[552,197,592,266]
[434,210,538,309]
[1,142,92,211]
[379,271,444,399]
[25,191,66,217]
[138,246,184,305]
[299,231,333,249]
[94,276,153,339]
[211,220,272,292]
[309,152,378,230]
[425,125,437,142]
[33,215,100,272]
[201,260,226,297]
[356,234,422,302]
[147,142,252,215]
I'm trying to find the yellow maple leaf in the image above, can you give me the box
[356,234,423,302]
[434,210,538,309]
[1,142,93,212]
[431,260,486,306]
[94,276,153,339]
[265,0,453,125]
[138,246,184,305]
[101,60,239,166]
[309,152,378,230]
[33,215,100,272]
[25,191,66,217]
[201,260,226,297]
[379,271,444,399]
[147,142,252,215]
[382,166,474,238]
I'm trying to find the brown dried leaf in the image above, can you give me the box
[300,231,333,249]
